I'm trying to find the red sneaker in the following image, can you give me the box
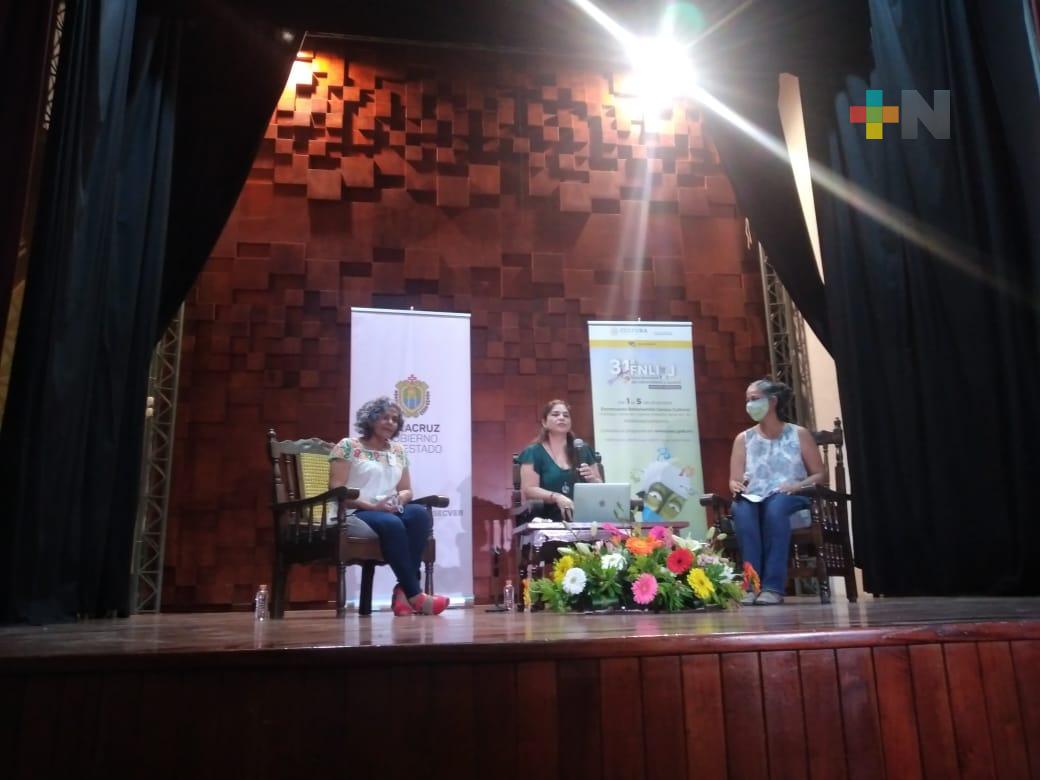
[391,585,414,616]
[410,593,450,615]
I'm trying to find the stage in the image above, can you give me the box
[2,596,1040,661]
[2,597,1040,779]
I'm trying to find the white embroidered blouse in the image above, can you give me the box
[328,437,409,514]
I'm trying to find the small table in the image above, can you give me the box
[512,520,688,610]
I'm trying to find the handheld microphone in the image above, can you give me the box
[574,437,590,480]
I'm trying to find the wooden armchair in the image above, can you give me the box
[267,430,445,617]
[699,419,856,603]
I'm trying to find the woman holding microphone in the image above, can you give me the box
[518,399,601,521]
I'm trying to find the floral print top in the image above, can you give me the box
[329,437,409,513]
[743,423,807,497]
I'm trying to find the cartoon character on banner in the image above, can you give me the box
[636,447,695,523]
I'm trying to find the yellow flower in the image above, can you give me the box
[687,568,715,600]
[553,555,575,585]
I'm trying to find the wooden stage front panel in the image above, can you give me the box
[2,597,1039,779]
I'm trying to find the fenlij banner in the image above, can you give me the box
[588,321,706,537]
[349,307,473,608]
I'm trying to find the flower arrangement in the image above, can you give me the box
[527,523,753,612]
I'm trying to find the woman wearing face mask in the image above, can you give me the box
[728,379,827,605]
[518,399,602,521]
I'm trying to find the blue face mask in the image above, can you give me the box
[746,397,770,422]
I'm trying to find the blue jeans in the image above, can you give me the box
[355,503,432,599]
[731,493,810,596]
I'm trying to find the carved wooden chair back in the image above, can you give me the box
[269,435,338,533]
[791,419,855,601]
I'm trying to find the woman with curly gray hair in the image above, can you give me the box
[329,396,449,615]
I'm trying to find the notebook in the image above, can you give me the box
[572,482,632,524]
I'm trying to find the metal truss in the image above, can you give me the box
[130,306,184,613]
[758,243,816,429]
[42,2,65,131]
[758,243,821,596]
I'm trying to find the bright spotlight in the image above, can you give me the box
[623,35,696,116]
[287,61,311,87]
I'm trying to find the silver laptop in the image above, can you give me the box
[572,482,632,524]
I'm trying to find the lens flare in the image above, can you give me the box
[622,35,696,115]
[566,0,1036,310]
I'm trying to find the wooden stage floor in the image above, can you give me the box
[3,598,1040,779]
[1,595,1039,664]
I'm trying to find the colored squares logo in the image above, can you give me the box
[850,90,900,139]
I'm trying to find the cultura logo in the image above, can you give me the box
[849,89,951,140]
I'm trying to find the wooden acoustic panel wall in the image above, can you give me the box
[163,41,769,610]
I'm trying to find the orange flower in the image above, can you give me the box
[625,535,661,556]
[742,561,761,595]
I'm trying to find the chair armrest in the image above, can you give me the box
[272,485,359,513]
[510,500,543,518]
[793,485,852,501]
[413,494,450,509]
[512,497,546,513]
[699,492,733,510]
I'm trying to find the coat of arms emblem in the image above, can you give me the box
[395,375,431,417]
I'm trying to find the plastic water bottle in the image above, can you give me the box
[254,584,269,621]
[502,579,515,611]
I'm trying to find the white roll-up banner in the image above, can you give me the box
[349,307,473,608]
[588,321,706,537]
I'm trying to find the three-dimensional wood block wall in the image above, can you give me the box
[163,41,769,609]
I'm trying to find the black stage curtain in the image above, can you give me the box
[803,0,1040,595]
[0,1,295,624]
[158,3,299,333]
[704,82,833,348]
[0,0,176,624]
[696,0,873,349]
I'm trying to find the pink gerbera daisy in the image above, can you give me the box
[632,573,658,605]
[648,525,672,545]
[666,547,693,575]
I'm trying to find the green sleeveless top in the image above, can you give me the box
[518,442,597,498]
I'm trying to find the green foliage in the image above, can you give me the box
[625,551,663,580]
[716,581,745,609]
[655,578,693,611]
[581,557,623,605]
[528,578,569,612]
